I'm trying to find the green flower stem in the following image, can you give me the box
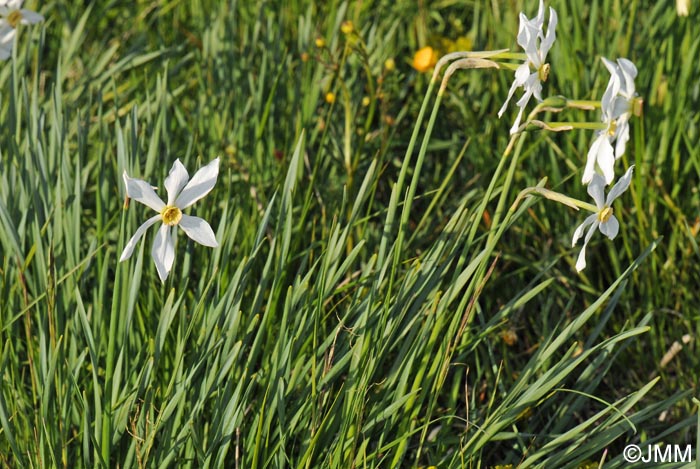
[496,62,521,71]
[566,99,601,110]
[376,65,436,268]
[528,187,599,213]
[463,133,519,248]
[395,90,444,252]
[548,121,608,130]
[378,49,515,269]
[487,134,527,245]
[102,206,127,462]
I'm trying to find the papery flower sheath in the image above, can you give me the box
[0,0,44,60]
[572,165,634,272]
[498,0,558,134]
[583,58,638,185]
[120,158,220,282]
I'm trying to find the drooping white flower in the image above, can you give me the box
[498,0,558,134]
[0,0,44,60]
[120,158,220,282]
[582,58,638,185]
[572,165,634,272]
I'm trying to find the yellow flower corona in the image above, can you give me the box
[161,206,183,226]
[597,206,613,223]
[7,10,21,28]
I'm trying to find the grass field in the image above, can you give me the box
[1,0,699,467]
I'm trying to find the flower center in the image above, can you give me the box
[160,205,182,226]
[538,63,550,82]
[598,206,614,223]
[7,10,23,28]
[607,120,618,137]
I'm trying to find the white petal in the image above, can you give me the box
[587,172,607,208]
[572,213,598,246]
[179,214,218,247]
[600,59,621,118]
[596,137,616,185]
[498,63,529,118]
[152,224,175,282]
[535,0,546,27]
[8,0,23,9]
[520,73,542,102]
[583,133,604,185]
[521,24,541,64]
[0,46,10,60]
[575,221,599,272]
[119,214,161,262]
[614,119,630,158]
[606,165,635,204]
[618,58,637,95]
[19,9,43,24]
[514,63,532,87]
[175,158,219,209]
[0,24,16,47]
[509,104,526,134]
[539,7,558,60]
[575,247,588,272]
[599,215,619,239]
[123,171,165,212]
[516,13,535,51]
[601,57,618,76]
[497,80,519,118]
[164,159,189,206]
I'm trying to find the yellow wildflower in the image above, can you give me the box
[412,46,437,73]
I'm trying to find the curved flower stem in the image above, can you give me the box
[377,49,509,270]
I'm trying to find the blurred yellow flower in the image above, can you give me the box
[384,58,396,72]
[341,21,353,34]
[412,46,437,73]
[315,37,326,48]
[444,35,473,53]
[325,92,336,104]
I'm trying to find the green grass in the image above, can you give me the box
[1,0,698,467]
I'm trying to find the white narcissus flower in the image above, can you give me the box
[583,57,638,185]
[498,0,558,134]
[120,158,220,282]
[0,0,44,60]
[572,165,634,272]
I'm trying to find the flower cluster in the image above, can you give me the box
[498,0,557,134]
[583,58,638,185]
[499,1,640,272]
[0,0,43,60]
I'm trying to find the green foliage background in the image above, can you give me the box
[0,0,698,467]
